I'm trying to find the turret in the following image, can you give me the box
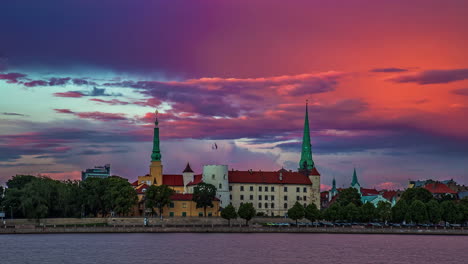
[182,162,194,193]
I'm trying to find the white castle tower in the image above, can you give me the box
[202,165,230,207]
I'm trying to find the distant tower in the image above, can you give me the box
[150,111,163,185]
[351,168,361,195]
[329,177,338,201]
[202,165,230,207]
[182,162,194,193]
[299,100,315,171]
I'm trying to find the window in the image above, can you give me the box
[265,195,268,200]
[250,186,254,191]
[208,213,212,217]
[296,196,300,201]
[198,212,203,217]
[169,202,175,208]
[182,212,187,217]
[224,174,226,179]
[284,187,288,192]
[284,203,288,209]
[229,186,232,191]
[182,203,187,208]
[265,203,268,208]
[271,203,275,208]
[240,195,244,200]
[303,187,307,193]
[240,186,244,191]
[271,187,275,192]
[259,203,262,208]
[219,183,222,189]
[265,186,269,192]
[303,196,307,201]
[284,196,288,201]
[259,186,262,192]
[296,187,300,192]
[271,195,275,201]
[259,195,262,200]
[169,212,174,217]
[212,174,215,179]
[230,195,232,200]
[250,195,253,200]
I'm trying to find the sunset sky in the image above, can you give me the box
[1,0,468,190]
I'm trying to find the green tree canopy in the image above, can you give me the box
[391,200,408,223]
[323,203,342,222]
[145,184,175,218]
[408,200,428,224]
[375,201,392,223]
[441,200,461,224]
[400,188,433,203]
[221,204,237,225]
[192,182,217,217]
[361,202,376,222]
[238,203,256,225]
[336,188,362,207]
[343,203,360,222]
[104,176,138,216]
[6,175,37,189]
[288,202,305,225]
[304,203,321,223]
[426,200,442,224]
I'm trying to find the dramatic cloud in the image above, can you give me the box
[0,72,26,83]
[1,112,27,117]
[452,88,468,96]
[53,91,85,98]
[89,98,129,105]
[54,109,127,122]
[389,69,468,84]
[370,68,408,73]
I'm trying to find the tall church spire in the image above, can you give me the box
[151,110,161,161]
[351,168,359,187]
[299,100,314,171]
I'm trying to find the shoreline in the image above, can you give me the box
[1,226,467,235]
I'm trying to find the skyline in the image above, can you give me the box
[1,0,468,190]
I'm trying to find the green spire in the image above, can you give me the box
[299,100,314,171]
[331,178,337,192]
[151,111,161,161]
[351,168,360,187]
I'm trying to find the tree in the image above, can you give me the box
[460,197,468,224]
[238,203,256,226]
[400,188,433,204]
[343,203,360,222]
[441,200,461,225]
[104,176,138,216]
[336,188,362,207]
[426,200,442,224]
[304,203,321,223]
[288,202,305,225]
[145,184,175,218]
[392,200,408,223]
[81,178,108,217]
[192,182,217,217]
[375,201,392,223]
[221,204,237,226]
[6,175,37,189]
[408,200,428,224]
[361,202,376,222]
[323,203,341,222]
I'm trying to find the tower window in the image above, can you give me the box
[240,195,244,200]
[284,203,288,209]
[240,186,244,191]
[284,196,288,201]
[284,187,288,192]
[250,195,253,200]
[219,183,222,189]
[212,174,215,179]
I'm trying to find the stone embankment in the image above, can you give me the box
[1,218,466,235]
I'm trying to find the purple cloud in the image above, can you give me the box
[0,72,26,83]
[452,88,468,96]
[388,69,468,84]
[370,68,408,73]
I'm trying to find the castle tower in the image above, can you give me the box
[299,100,315,171]
[351,168,361,195]
[202,165,230,207]
[150,111,163,185]
[182,162,194,193]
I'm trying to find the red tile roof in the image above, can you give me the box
[310,167,321,176]
[136,183,148,194]
[131,180,139,186]
[361,188,379,196]
[228,170,313,185]
[163,174,184,186]
[187,174,203,186]
[381,190,397,201]
[423,183,457,194]
[170,193,219,201]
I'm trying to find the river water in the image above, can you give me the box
[0,233,467,264]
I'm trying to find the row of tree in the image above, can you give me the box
[1,175,138,219]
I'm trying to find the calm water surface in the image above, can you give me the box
[1,233,467,264]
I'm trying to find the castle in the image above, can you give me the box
[133,102,321,217]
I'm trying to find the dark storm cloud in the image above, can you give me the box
[370,68,408,73]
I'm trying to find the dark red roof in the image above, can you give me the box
[423,183,457,194]
[361,188,379,196]
[170,193,219,201]
[381,190,397,201]
[310,167,320,176]
[136,184,148,194]
[131,180,139,186]
[187,174,203,186]
[163,174,184,186]
[228,170,312,185]
[321,191,329,199]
